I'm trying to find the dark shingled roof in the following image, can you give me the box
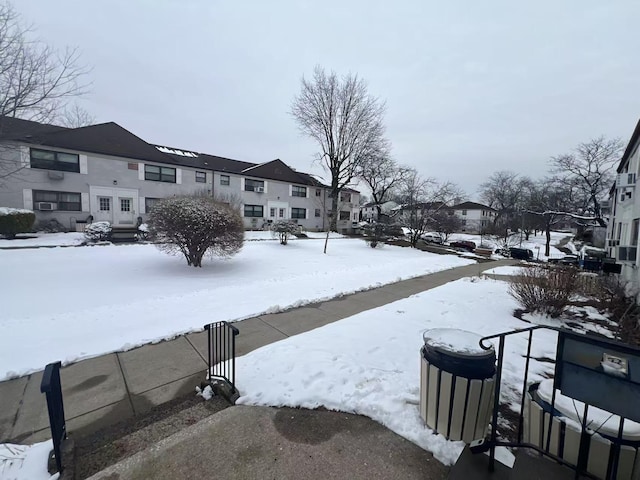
[452,201,495,211]
[0,116,68,140]
[617,118,640,173]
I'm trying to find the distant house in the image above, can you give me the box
[0,116,360,234]
[451,201,497,233]
[391,201,451,225]
[360,201,399,222]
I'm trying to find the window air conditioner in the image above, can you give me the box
[37,202,57,211]
[254,187,264,193]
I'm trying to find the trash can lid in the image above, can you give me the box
[423,328,494,358]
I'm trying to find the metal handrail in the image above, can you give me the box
[40,362,66,473]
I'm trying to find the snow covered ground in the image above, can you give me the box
[0,232,86,248]
[0,239,473,380]
[236,276,560,466]
[0,441,58,480]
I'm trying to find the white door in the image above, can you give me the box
[117,196,135,225]
[268,201,289,221]
[90,186,139,226]
[94,196,113,223]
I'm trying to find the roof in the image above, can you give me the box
[616,119,640,173]
[452,201,495,211]
[0,116,68,140]
[16,122,177,164]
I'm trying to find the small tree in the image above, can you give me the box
[362,222,386,248]
[429,210,464,243]
[148,196,243,267]
[271,221,299,245]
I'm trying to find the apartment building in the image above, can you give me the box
[0,117,360,234]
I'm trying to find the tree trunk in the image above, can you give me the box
[323,230,330,254]
[545,218,551,257]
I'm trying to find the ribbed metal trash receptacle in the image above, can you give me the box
[419,328,496,443]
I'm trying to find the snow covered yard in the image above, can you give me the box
[0,232,86,248]
[0,239,473,380]
[0,441,58,480]
[235,276,585,466]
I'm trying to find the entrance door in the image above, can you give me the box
[94,196,113,223]
[267,201,289,221]
[117,197,135,225]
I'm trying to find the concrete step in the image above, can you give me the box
[71,391,230,480]
[510,450,588,480]
[448,446,511,480]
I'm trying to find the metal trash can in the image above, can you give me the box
[419,328,496,443]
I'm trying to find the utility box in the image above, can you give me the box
[419,328,496,443]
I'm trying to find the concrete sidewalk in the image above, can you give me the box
[0,258,517,445]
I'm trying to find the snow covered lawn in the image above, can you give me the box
[0,239,473,380]
[0,232,86,248]
[236,277,560,466]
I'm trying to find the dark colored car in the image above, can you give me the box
[449,240,476,252]
[509,247,534,260]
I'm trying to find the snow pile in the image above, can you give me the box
[0,441,59,480]
[0,207,33,216]
[236,277,557,466]
[195,385,214,400]
[484,266,524,275]
[0,240,474,380]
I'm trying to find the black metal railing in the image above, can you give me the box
[204,321,240,392]
[40,361,66,473]
[477,326,640,480]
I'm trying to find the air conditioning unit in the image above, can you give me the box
[254,187,264,193]
[37,202,57,211]
[617,173,637,188]
[47,171,64,180]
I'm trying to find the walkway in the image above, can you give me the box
[0,258,517,445]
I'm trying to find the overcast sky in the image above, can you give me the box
[18,1,640,199]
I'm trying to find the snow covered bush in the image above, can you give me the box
[148,196,244,267]
[84,221,112,242]
[0,207,35,239]
[508,265,578,317]
[270,221,299,245]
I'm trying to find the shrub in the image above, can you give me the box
[508,265,579,317]
[37,218,68,233]
[362,222,387,248]
[0,208,35,239]
[148,196,244,267]
[270,221,300,245]
[84,221,112,242]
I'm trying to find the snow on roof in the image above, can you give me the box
[155,145,199,158]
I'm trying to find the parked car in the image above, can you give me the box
[449,240,476,252]
[421,233,444,244]
[509,247,534,260]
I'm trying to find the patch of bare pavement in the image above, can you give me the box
[85,405,449,480]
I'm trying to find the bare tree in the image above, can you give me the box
[0,2,89,180]
[396,169,461,247]
[291,66,386,232]
[358,150,410,221]
[550,136,623,225]
[58,102,95,128]
[429,209,464,243]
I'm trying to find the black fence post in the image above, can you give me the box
[40,361,66,473]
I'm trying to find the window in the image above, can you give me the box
[195,171,206,183]
[99,197,111,211]
[145,164,176,183]
[315,208,321,217]
[340,192,351,203]
[145,197,160,212]
[220,175,230,186]
[279,208,285,218]
[462,210,467,216]
[244,204,263,217]
[632,219,640,246]
[270,207,276,217]
[30,148,80,173]
[339,211,350,220]
[316,189,321,197]
[245,179,264,192]
[33,190,81,211]
[292,185,307,197]
[120,198,132,212]
[291,208,306,219]
[353,213,358,220]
